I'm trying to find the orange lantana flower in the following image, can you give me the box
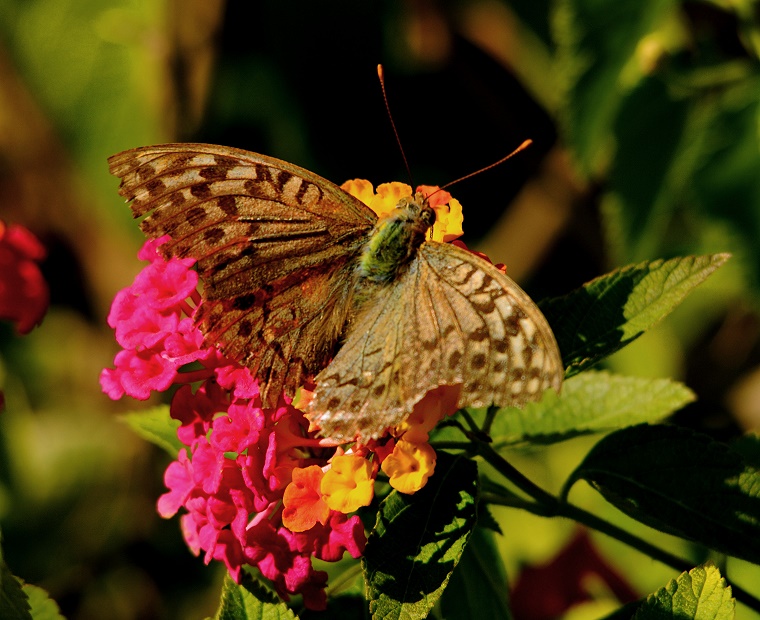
[396,384,461,444]
[416,185,464,242]
[282,465,330,532]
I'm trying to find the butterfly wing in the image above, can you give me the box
[308,240,563,441]
[109,143,377,405]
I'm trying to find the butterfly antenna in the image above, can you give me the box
[440,139,533,191]
[377,64,414,186]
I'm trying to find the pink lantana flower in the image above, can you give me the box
[102,238,365,609]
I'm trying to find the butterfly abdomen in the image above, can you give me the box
[357,194,435,284]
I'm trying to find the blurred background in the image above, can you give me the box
[1,0,759,618]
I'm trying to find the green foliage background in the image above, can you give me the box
[0,0,759,618]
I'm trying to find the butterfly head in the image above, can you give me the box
[392,192,436,236]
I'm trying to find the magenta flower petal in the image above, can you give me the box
[100,348,177,400]
[157,450,196,517]
[133,259,199,311]
[171,382,227,446]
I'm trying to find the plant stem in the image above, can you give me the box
[475,442,760,613]
[458,408,481,434]
[430,441,475,451]
[474,442,558,507]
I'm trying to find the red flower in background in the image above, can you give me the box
[0,221,48,334]
[511,530,638,620]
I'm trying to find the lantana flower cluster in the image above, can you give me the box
[100,182,468,609]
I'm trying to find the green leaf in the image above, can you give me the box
[566,424,760,563]
[488,371,694,446]
[120,406,184,457]
[540,254,730,377]
[729,433,760,468]
[474,504,503,535]
[22,584,64,620]
[214,574,295,620]
[363,451,478,620]
[0,530,31,620]
[633,564,734,620]
[552,0,674,175]
[440,527,511,620]
[0,571,29,620]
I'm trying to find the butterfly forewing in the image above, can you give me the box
[308,241,563,441]
[109,144,376,291]
[109,143,377,406]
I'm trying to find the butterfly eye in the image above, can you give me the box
[422,206,436,227]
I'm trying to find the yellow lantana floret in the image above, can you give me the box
[381,440,437,494]
[341,179,376,208]
[341,179,464,244]
[373,182,413,217]
[432,197,463,243]
[321,454,375,513]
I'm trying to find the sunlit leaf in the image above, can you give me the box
[21,584,64,620]
[120,406,183,457]
[214,574,295,620]
[633,563,734,620]
[488,371,693,446]
[541,254,730,377]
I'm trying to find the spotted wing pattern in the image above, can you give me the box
[308,240,563,441]
[109,143,377,405]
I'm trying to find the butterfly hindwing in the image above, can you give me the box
[308,240,563,441]
[109,143,377,405]
[418,241,563,405]
[197,259,359,405]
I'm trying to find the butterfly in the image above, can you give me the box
[109,143,563,441]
